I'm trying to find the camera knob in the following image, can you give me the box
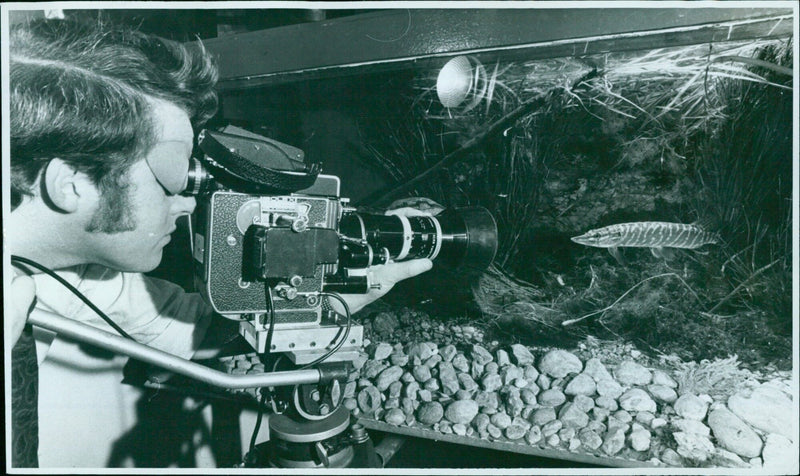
[292,217,308,232]
[276,284,298,300]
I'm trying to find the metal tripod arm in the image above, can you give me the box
[28,310,322,390]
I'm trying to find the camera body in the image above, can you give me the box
[193,173,367,363]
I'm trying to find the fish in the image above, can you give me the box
[571,221,720,263]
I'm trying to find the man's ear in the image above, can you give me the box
[43,159,90,213]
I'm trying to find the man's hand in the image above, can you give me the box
[335,258,433,315]
[8,270,36,347]
[333,200,438,315]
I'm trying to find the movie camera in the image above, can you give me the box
[184,125,497,467]
[187,126,497,362]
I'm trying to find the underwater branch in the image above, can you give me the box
[561,272,702,327]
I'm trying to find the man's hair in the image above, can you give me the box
[9,18,219,225]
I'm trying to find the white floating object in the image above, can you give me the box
[436,55,474,108]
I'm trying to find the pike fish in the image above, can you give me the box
[571,221,719,263]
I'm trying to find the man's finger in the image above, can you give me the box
[384,207,431,217]
[395,258,434,279]
[373,258,433,286]
[337,259,433,315]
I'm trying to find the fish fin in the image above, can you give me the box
[608,247,625,265]
[650,247,676,260]
[691,217,720,236]
[694,224,723,246]
[690,219,723,246]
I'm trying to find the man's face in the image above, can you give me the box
[85,100,197,272]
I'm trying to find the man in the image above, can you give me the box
[5,18,431,467]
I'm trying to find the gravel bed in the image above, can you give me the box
[342,309,795,470]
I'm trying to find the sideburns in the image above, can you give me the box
[84,181,137,233]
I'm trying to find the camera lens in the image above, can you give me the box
[338,207,497,272]
[339,213,441,263]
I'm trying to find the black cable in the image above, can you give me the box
[10,255,135,340]
[247,387,270,459]
[299,292,352,370]
[263,282,276,353]
[244,290,350,459]
[243,282,279,461]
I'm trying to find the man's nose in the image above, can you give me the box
[173,195,196,216]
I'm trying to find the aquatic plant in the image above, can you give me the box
[672,355,759,400]
[692,40,793,328]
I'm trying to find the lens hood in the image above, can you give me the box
[436,206,498,273]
